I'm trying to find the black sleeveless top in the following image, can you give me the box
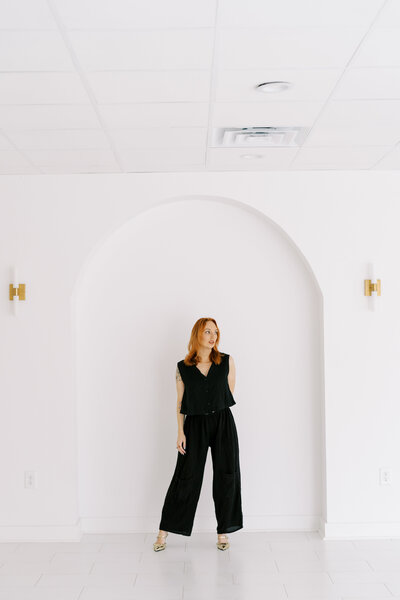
[177,353,236,416]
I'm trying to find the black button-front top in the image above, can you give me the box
[177,353,236,416]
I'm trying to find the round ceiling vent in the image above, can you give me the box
[255,81,292,93]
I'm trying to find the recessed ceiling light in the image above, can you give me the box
[240,153,263,160]
[255,81,292,93]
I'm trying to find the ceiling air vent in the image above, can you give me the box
[212,126,309,148]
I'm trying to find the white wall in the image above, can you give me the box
[1,170,399,540]
[74,196,323,534]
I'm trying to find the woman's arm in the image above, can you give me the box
[228,355,236,395]
[176,365,185,432]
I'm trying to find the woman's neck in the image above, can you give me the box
[197,350,212,363]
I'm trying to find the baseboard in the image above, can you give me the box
[0,521,82,542]
[4,516,398,541]
[321,519,400,539]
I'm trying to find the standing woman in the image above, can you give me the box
[153,317,243,551]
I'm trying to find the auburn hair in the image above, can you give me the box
[183,317,224,366]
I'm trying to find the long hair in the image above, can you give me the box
[184,317,223,366]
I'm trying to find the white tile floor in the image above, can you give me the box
[1,530,400,599]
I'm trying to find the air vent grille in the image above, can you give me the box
[212,126,309,148]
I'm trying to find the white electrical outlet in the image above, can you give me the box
[24,471,37,489]
[379,468,392,485]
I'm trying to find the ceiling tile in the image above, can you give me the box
[24,148,121,172]
[351,28,400,67]
[215,68,342,102]
[373,144,400,169]
[0,0,57,29]
[206,147,298,170]
[217,28,366,69]
[0,73,91,104]
[373,0,400,28]
[0,105,100,130]
[97,103,209,129]
[332,67,400,99]
[0,133,14,150]
[211,101,323,128]
[218,0,384,29]
[86,71,210,103]
[119,147,205,171]
[291,146,390,169]
[0,150,38,174]
[6,129,110,150]
[110,128,207,149]
[69,29,214,71]
[38,164,120,174]
[53,0,217,29]
[0,31,75,71]
[303,100,400,146]
[0,0,396,174]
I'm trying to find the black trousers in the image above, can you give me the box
[159,406,243,536]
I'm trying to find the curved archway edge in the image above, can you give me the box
[70,193,327,536]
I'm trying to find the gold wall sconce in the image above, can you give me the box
[9,283,26,301]
[364,278,381,296]
[9,268,26,316]
[364,262,381,312]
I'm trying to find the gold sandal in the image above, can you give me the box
[216,534,230,550]
[153,531,168,552]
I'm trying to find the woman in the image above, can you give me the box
[153,317,243,551]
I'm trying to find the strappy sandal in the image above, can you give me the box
[216,534,230,550]
[153,531,168,552]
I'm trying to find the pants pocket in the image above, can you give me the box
[223,472,235,488]
[221,471,240,501]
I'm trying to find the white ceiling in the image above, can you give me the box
[1,0,400,173]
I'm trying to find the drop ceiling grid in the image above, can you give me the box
[0,0,399,172]
[287,0,400,170]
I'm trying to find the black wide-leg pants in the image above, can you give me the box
[159,406,243,536]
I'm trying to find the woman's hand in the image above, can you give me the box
[176,432,186,455]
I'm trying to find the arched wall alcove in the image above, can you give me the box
[71,194,326,534]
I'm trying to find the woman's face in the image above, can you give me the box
[199,321,218,352]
